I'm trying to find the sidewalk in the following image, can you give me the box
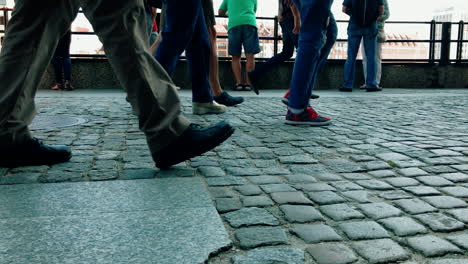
[1,88,467,263]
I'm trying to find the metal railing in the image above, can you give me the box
[1,7,467,64]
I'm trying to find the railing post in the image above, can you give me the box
[273,16,278,56]
[429,20,436,64]
[440,22,451,66]
[456,20,464,64]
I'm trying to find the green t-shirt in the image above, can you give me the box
[219,0,257,30]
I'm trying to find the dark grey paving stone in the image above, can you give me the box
[356,180,394,190]
[330,181,364,191]
[232,248,305,264]
[385,177,420,187]
[414,213,465,232]
[379,217,427,236]
[260,184,296,193]
[235,185,263,196]
[206,177,247,186]
[338,221,391,240]
[342,173,371,180]
[399,168,429,177]
[358,202,403,219]
[246,147,277,160]
[314,173,344,181]
[198,166,226,177]
[307,243,358,264]
[368,170,396,178]
[262,167,291,175]
[351,239,410,264]
[242,196,275,207]
[119,168,158,180]
[403,186,441,196]
[407,235,462,257]
[271,192,313,205]
[447,208,468,223]
[322,159,365,173]
[297,183,335,192]
[280,205,324,223]
[291,224,342,243]
[0,172,41,185]
[416,176,455,186]
[350,155,376,162]
[0,178,211,218]
[247,176,284,185]
[235,227,288,249]
[216,198,242,213]
[279,155,318,164]
[284,174,317,183]
[422,196,467,209]
[307,191,347,205]
[319,204,365,221]
[394,198,438,214]
[440,186,468,197]
[226,167,262,176]
[224,207,279,228]
[446,233,468,250]
[342,190,372,203]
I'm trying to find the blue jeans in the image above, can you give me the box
[52,56,72,83]
[313,13,337,88]
[250,18,298,78]
[155,0,213,103]
[289,0,333,110]
[343,22,378,89]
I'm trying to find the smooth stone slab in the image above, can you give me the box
[0,178,231,264]
[232,248,305,264]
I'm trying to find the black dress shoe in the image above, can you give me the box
[339,87,353,92]
[366,87,382,92]
[214,91,244,107]
[247,71,260,95]
[310,93,320,99]
[154,121,235,169]
[0,138,72,168]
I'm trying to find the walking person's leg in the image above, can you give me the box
[0,0,81,167]
[363,26,379,91]
[231,55,243,90]
[341,31,362,91]
[80,0,233,168]
[242,25,260,92]
[228,26,244,91]
[51,56,64,90]
[376,41,383,86]
[360,43,367,88]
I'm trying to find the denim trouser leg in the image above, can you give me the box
[63,57,72,80]
[52,57,64,84]
[343,33,362,89]
[250,19,297,78]
[155,0,213,103]
[289,0,331,110]
[363,31,378,88]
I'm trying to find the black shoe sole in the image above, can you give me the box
[0,152,72,168]
[247,72,260,95]
[156,126,235,169]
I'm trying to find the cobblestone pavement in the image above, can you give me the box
[1,89,467,264]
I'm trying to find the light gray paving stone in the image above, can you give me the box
[260,184,296,193]
[246,147,276,159]
[216,198,242,213]
[224,207,279,228]
[394,198,438,214]
[416,176,455,186]
[323,159,365,173]
[407,235,462,257]
[403,186,441,196]
[242,196,275,207]
[226,167,263,176]
[352,239,410,264]
[247,176,284,185]
[271,192,313,205]
[422,196,467,209]
[235,185,263,196]
[209,187,236,198]
[428,259,468,264]
[291,224,343,243]
[439,172,468,182]
[379,217,427,236]
[385,177,420,187]
[351,155,376,162]
[447,208,468,223]
[279,155,318,164]
[425,165,458,174]
[356,180,394,190]
[198,166,226,177]
[392,159,426,168]
[339,221,390,240]
[358,202,403,219]
[284,174,317,183]
[307,191,347,205]
[431,149,461,156]
[377,152,411,161]
[314,173,343,181]
[399,168,429,177]
[368,170,396,178]
[262,167,291,175]
[423,157,461,165]
[307,243,358,264]
[440,186,468,197]
[414,213,465,232]
[379,190,413,200]
[342,173,371,180]
[235,227,288,249]
[330,181,364,191]
[206,177,247,186]
[297,183,335,192]
[342,190,372,203]
[280,205,324,223]
[232,248,305,264]
[319,204,365,221]
[446,233,468,250]
[366,161,393,170]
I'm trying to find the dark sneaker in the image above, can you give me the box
[285,107,331,126]
[214,91,244,107]
[247,71,260,95]
[366,87,382,92]
[339,87,352,92]
[281,90,319,106]
[154,121,235,169]
[0,138,72,168]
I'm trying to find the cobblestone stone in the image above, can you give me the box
[235,185,263,196]
[416,176,455,186]
[358,202,403,219]
[224,207,279,228]
[439,172,468,182]
[446,233,468,250]
[342,190,372,203]
[399,167,429,177]
[385,177,420,187]
[394,198,438,214]
[339,221,391,240]
[352,239,410,263]
[235,227,288,249]
[356,179,394,190]
[379,190,413,200]
[447,208,468,223]
[440,186,468,197]
[414,213,465,232]
[307,191,347,205]
[209,187,237,198]
[280,205,324,223]
[284,174,317,183]
[248,176,284,185]
[422,195,467,209]
[232,248,305,264]
[242,196,274,207]
[379,217,427,236]
[368,170,396,178]
[406,235,462,257]
[291,224,343,243]
[307,243,358,264]
[206,177,247,186]
[260,184,295,193]
[216,197,242,213]
[198,166,226,177]
[319,204,365,221]
[403,186,441,196]
[271,192,313,205]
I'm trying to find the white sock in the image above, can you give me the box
[288,107,304,114]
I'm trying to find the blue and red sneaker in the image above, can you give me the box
[285,107,331,126]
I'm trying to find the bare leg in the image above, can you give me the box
[245,53,255,84]
[231,55,242,85]
[208,26,223,97]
